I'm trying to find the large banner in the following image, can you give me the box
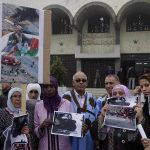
[0,3,44,83]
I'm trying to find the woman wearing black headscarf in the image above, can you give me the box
[34,76,73,150]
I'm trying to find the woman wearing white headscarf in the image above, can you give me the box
[26,83,41,100]
[7,87,22,116]
[0,87,30,150]
[26,83,41,150]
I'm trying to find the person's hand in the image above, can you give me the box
[101,104,108,116]
[141,138,150,149]
[99,104,108,119]
[82,123,89,136]
[98,104,108,126]
[21,125,29,135]
[40,119,53,130]
[134,103,144,124]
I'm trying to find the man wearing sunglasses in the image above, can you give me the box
[62,71,97,150]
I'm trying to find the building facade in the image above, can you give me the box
[2,0,150,87]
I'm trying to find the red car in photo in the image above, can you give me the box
[2,55,21,66]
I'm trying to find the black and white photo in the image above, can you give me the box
[51,111,84,137]
[105,97,137,130]
[11,114,29,137]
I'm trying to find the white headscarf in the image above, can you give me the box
[7,87,22,116]
[26,83,41,100]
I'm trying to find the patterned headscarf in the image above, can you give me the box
[43,76,61,113]
[26,83,41,100]
[112,84,132,97]
[7,87,22,116]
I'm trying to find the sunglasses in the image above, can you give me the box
[29,90,38,94]
[75,79,87,83]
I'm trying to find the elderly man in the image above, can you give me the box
[62,71,97,150]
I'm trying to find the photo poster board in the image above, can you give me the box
[11,114,29,150]
[51,111,84,137]
[104,96,137,131]
[0,3,45,83]
[0,3,51,114]
[11,114,29,141]
[2,114,29,150]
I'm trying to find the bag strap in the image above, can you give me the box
[70,90,87,113]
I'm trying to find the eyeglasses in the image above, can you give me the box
[75,79,87,83]
[29,90,38,94]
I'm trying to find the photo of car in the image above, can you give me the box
[2,55,21,66]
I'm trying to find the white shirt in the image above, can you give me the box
[74,89,86,108]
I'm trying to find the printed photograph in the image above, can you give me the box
[12,143,28,150]
[107,96,137,107]
[11,114,29,138]
[51,111,84,137]
[3,114,29,150]
[0,3,43,83]
[105,97,137,130]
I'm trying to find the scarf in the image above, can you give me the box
[43,76,61,113]
[7,87,22,116]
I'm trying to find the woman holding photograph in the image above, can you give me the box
[138,73,150,150]
[97,84,149,150]
[34,76,73,150]
[0,87,31,150]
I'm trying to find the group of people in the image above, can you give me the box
[94,73,150,150]
[117,66,150,90]
[0,71,150,150]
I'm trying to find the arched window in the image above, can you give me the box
[126,13,150,32]
[52,17,72,34]
[88,15,110,33]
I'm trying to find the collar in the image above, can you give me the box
[5,107,21,117]
[74,89,86,98]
